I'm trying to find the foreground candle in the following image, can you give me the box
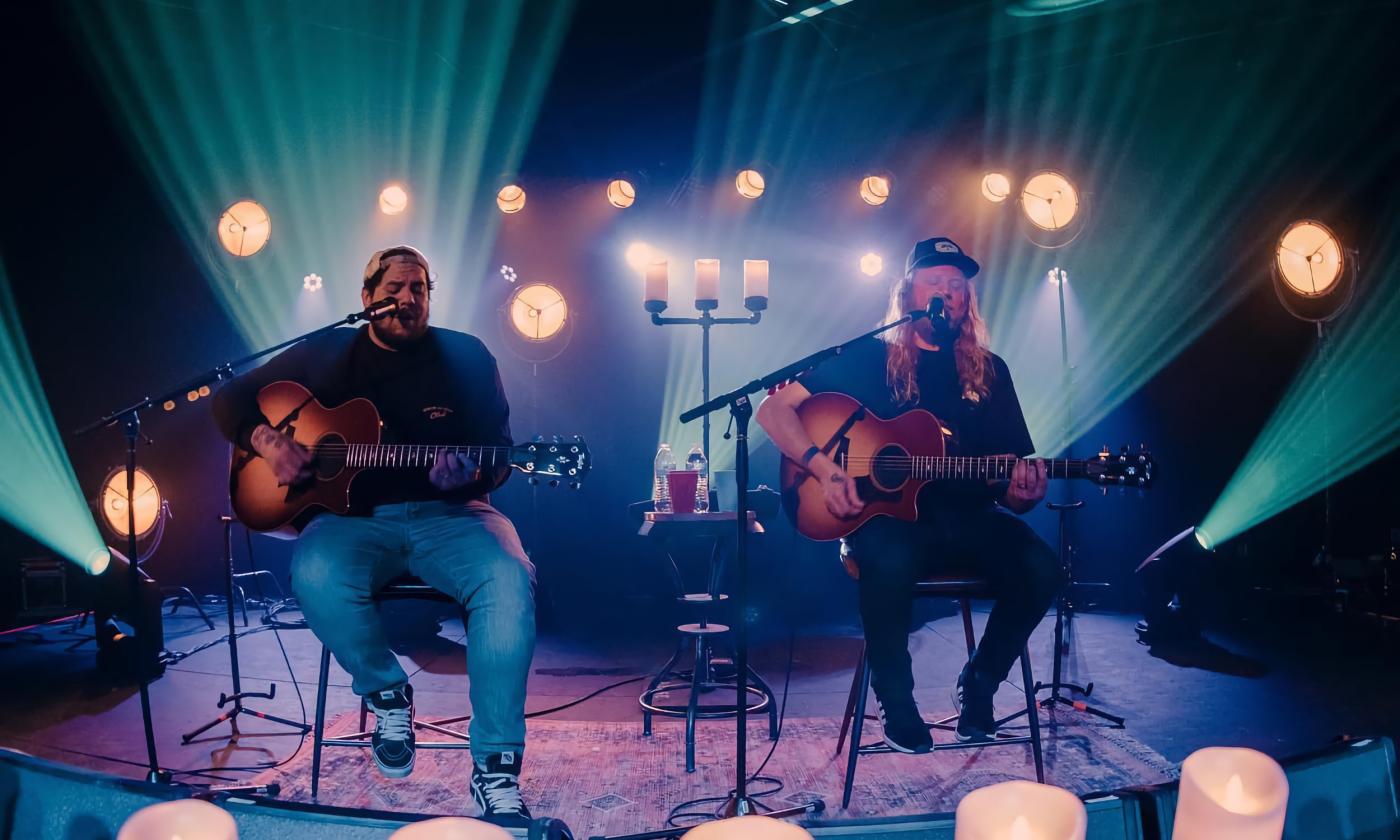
[682,814,813,839]
[390,816,513,839]
[1172,747,1288,840]
[954,780,1086,840]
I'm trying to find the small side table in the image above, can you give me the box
[637,511,778,772]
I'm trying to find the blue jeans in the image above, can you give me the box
[291,499,536,760]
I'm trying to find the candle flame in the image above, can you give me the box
[1222,772,1250,813]
[1009,814,1035,840]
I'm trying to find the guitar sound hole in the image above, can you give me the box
[868,444,910,492]
[312,434,347,480]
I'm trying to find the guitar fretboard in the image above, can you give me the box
[309,444,514,469]
[840,454,1095,481]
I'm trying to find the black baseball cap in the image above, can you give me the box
[905,236,980,279]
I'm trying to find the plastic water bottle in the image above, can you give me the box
[687,444,709,513]
[653,444,676,513]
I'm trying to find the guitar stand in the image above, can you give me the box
[182,516,309,745]
[1033,500,1126,728]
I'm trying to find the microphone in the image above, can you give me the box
[356,298,400,321]
[911,297,954,341]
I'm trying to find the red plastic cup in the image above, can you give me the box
[666,470,699,514]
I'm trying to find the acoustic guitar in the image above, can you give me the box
[230,380,591,536]
[779,392,1153,541]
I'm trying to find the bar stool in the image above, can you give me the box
[636,511,778,772]
[310,574,473,799]
[835,543,1045,808]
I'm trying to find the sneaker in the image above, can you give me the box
[954,663,997,743]
[876,694,933,754]
[471,751,532,824]
[365,684,415,778]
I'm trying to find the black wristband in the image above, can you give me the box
[800,445,821,468]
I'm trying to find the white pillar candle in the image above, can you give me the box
[695,258,720,309]
[390,816,514,839]
[954,781,1087,840]
[117,799,238,840]
[1172,747,1288,840]
[682,814,813,839]
[644,260,669,312]
[744,259,769,311]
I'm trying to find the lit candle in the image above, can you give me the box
[390,816,514,839]
[644,260,668,313]
[744,259,769,312]
[1172,747,1288,840]
[953,781,1086,840]
[695,258,719,310]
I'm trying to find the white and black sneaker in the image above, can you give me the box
[366,684,415,778]
[876,695,933,754]
[471,751,532,825]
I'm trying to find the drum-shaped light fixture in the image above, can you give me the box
[1020,171,1079,231]
[216,199,270,257]
[607,179,636,208]
[98,466,162,540]
[497,184,527,214]
[379,183,409,215]
[1273,219,1354,322]
[982,172,1012,203]
[508,283,568,341]
[736,169,766,199]
[859,175,890,206]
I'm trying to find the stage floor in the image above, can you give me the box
[1,601,1396,833]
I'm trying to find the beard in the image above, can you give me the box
[370,310,428,347]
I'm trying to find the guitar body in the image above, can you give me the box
[230,381,380,538]
[780,392,945,541]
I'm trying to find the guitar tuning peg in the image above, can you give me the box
[528,476,540,486]
[532,434,544,443]
[569,481,580,490]
[551,434,561,443]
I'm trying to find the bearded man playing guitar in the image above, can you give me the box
[211,246,534,822]
[756,236,1059,753]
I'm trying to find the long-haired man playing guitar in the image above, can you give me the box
[756,237,1059,751]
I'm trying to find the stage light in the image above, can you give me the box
[859,175,890,206]
[736,169,766,199]
[1020,171,1079,231]
[1047,267,1068,286]
[216,199,270,257]
[499,264,517,284]
[98,466,161,540]
[1276,221,1343,297]
[625,242,658,274]
[303,273,323,292]
[497,184,526,214]
[607,179,636,208]
[859,252,883,276]
[1194,528,1213,551]
[508,283,568,341]
[982,172,1012,203]
[378,183,408,215]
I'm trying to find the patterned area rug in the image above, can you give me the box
[252,711,1177,836]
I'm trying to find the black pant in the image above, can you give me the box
[846,506,1060,701]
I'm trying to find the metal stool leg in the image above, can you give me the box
[841,656,872,809]
[642,635,686,737]
[960,597,976,657]
[311,645,331,800]
[685,635,704,773]
[836,643,866,757]
[744,663,779,739]
[1021,646,1045,783]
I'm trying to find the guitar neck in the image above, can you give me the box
[343,444,515,469]
[840,454,1097,481]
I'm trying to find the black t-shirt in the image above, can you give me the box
[796,335,1034,510]
[211,325,512,511]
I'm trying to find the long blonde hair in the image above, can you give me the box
[880,271,994,407]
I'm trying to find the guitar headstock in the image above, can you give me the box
[514,435,592,489]
[1087,444,1154,489]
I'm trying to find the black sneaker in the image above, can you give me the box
[471,751,532,824]
[876,695,933,754]
[366,684,415,778]
[954,663,997,742]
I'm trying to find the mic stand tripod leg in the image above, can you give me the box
[182,517,309,744]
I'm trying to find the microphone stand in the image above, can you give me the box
[674,304,937,823]
[74,301,398,783]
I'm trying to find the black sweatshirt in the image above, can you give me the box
[211,325,512,510]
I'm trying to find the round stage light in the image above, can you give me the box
[216,199,270,257]
[859,175,890,206]
[379,183,409,215]
[1020,171,1079,231]
[303,273,323,292]
[982,172,1012,203]
[98,466,161,540]
[508,283,568,341]
[497,184,526,214]
[625,242,659,274]
[607,179,636,208]
[1276,220,1344,298]
[859,252,884,277]
[736,169,766,200]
